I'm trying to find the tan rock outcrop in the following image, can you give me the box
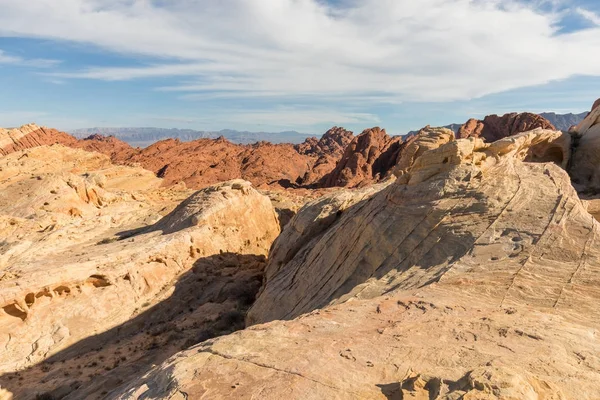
[392,126,455,175]
[569,100,600,192]
[109,127,599,399]
[0,146,280,398]
[248,128,572,323]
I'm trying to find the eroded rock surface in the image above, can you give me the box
[249,129,573,323]
[108,127,600,399]
[0,146,280,399]
[3,119,599,400]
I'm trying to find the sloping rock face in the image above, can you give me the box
[458,113,556,141]
[0,124,77,156]
[107,127,600,399]
[569,100,600,192]
[248,129,572,323]
[0,146,280,399]
[321,127,403,188]
[295,127,354,158]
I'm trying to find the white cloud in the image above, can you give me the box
[0,50,21,64]
[576,7,600,25]
[0,49,60,68]
[1,0,599,102]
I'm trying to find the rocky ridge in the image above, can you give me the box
[0,124,355,190]
[0,124,77,156]
[0,116,568,193]
[112,127,600,399]
[458,112,556,141]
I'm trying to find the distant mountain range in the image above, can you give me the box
[72,111,587,148]
[539,112,588,131]
[70,127,313,147]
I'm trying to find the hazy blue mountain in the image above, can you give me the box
[70,127,313,147]
[539,112,587,131]
[71,110,587,148]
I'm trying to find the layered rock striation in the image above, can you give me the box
[0,124,77,156]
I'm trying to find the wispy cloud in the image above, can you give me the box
[576,7,600,25]
[0,49,60,68]
[1,0,599,103]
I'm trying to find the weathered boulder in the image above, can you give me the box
[391,126,455,175]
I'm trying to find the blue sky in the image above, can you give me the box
[0,0,599,136]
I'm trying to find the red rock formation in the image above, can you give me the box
[120,138,308,189]
[295,127,354,186]
[592,99,600,113]
[0,124,77,156]
[295,127,354,157]
[75,128,354,190]
[74,134,324,189]
[0,124,354,190]
[320,127,403,188]
[458,113,556,142]
[73,134,137,161]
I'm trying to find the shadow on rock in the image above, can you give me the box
[0,253,266,400]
